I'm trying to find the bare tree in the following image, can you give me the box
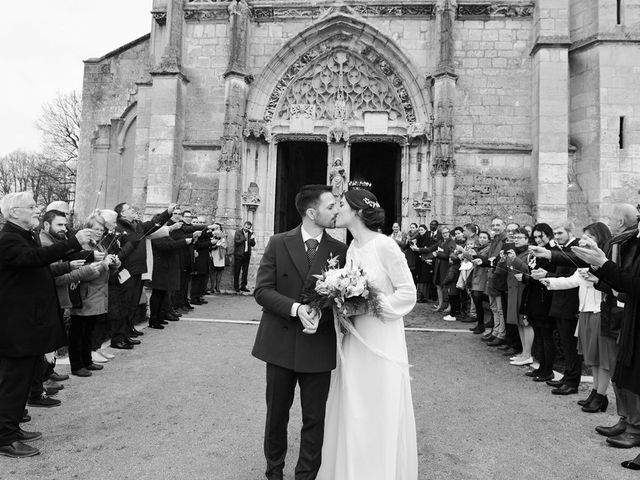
[36,91,81,165]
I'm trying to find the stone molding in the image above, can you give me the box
[530,35,572,56]
[243,120,272,142]
[569,32,640,54]
[182,140,222,150]
[253,4,434,21]
[457,3,534,18]
[456,141,532,153]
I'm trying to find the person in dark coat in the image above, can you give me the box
[0,192,95,458]
[234,221,256,292]
[404,222,420,284]
[149,225,193,329]
[431,226,455,311]
[521,223,556,382]
[411,224,437,303]
[170,209,201,311]
[572,218,640,469]
[252,185,347,480]
[112,202,174,344]
[190,228,213,304]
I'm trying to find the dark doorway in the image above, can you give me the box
[275,141,328,233]
[349,142,402,234]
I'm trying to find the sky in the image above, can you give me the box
[0,1,151,156]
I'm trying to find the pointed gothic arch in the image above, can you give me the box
[245,12,432,132]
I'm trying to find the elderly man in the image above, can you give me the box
[0,192,95,458]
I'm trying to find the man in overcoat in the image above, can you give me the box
[233,220,256,292]
[0,192,95,458]
[252,185,347,480]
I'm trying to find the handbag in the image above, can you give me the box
[68,281,83,309]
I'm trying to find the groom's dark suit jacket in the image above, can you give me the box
[252,225,347,373]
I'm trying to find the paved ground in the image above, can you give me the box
[3,294,638,479]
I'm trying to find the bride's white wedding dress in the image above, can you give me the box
[317,234,418,480]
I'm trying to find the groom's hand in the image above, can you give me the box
[299,305,319,334]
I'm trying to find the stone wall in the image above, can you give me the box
[453,150,534,227]
[76,35,151,218]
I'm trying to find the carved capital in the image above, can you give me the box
[327,120,350,144]
[407,122,433,141]
[228,0,251,17]
[243,120,272,143]
[151,9,167,26]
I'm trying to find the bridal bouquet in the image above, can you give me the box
[303,255,381,318]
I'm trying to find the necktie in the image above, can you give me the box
[305,238,319,265]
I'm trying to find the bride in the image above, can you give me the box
[317,189,418,480]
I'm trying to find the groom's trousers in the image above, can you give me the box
[264,363,331,480]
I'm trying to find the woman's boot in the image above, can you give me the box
[582,393,608,413]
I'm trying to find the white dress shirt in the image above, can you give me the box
[290,226,324,317]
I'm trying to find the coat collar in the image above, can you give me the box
[284,225,339,281]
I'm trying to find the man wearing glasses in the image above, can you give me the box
[0,192,97,458]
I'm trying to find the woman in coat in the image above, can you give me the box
[504,227,534,366]
[209,223,228,293]
[191,228,213,303]
[69,211,121,377]
[412,224,434,302]
[521,223,555,382]
[431,226,455,311]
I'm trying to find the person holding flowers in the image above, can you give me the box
[317,188,418,480]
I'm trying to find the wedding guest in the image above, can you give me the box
[521,223,556,382]
[113,202,174,341]
[69,211,121,377]
[469,231,491,334]
[150,223,193,329]
[478,218,509,346]
[404,223,420,284]
[571,214,640,467]
[432,226,455,312]
[504,228,534,366]
[0,191,95,458]
[209,223,227,293]
[389,222,405,248]
[542,222,611,411]
[233,221,255,292]
[442,236,463,322]
[412,224,436,303]
[191,227,212,304]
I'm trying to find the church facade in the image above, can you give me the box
[77,0,640,262]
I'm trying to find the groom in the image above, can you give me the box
[252,184,347,480]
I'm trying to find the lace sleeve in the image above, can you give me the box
[377,236,417,320]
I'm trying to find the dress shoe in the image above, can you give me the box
[471,326,485,334]
[582,393,608,413]
[110,340,133,349]
[481,334,495,342]
[510,357,533,366]
[552,384,578,395]
[498,344,512,351]
[606,432,640,448]
[596,421,628,437]
[45,387,59,397]
[459,316,476,323]
[533,373,554,382]
[0,441,40,458]
[170,311,182,317]
[43,379,63,391]
[20,410,31,423]
[125,337,141,345]
[48,370,69,382]
[149,323,165,329]
[185,303,194,310]
[487,338,506,347]
[86,363,104,371]
[91,351,109,363]
[129,328,144,337]
[72,368,92,377]
[525,369,541,378]
[28,393,61,408]
[165,314,180,322]
[160,319,169,325]
[16,428,42,442]
[197,297,209,304]
[577,389,597,406]
[622,454,640,470]
[191,298,205,305]
[546,379,564,388]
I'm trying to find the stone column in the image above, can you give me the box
[217,0,252,230]
[431,0,457,225]
[145,0,188,215]
[531,0,571,224]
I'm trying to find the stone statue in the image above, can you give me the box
[329,158,347,197]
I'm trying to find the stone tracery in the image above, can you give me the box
[275,49,405,123]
